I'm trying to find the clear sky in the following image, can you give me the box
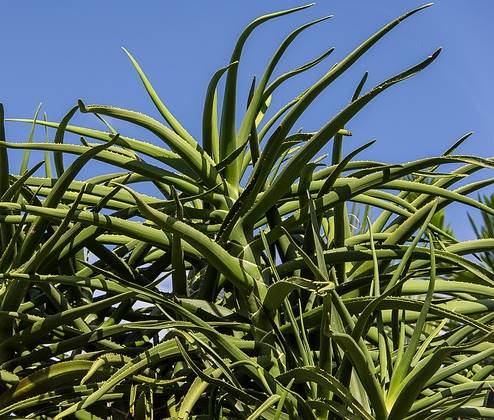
[1,1,493,238]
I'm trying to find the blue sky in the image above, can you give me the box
[1,1,493,238]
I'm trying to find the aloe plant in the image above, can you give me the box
[0,3,494,419]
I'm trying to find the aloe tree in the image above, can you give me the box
[0,3,493,419]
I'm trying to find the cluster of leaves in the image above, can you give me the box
[0,3,494,419]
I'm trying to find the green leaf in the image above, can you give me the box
[170,187,187,296]
[232,15,332,185]
[19,103,42,176]
[77,101,221,190]
[123,47,198,146]
[118,184,259,292]
[262,277,333,313]
[53,104,79,177]
[8,117,196,176]
[202,62,238,163]
[247,395,281,420]
[246,48,442,228]
[0,104,12,253]
[219,3,315,182]
[330,332,387,419]
[387,232,437,404]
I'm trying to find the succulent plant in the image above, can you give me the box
[0,3,494,419]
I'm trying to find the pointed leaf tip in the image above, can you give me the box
[417,3,434,11]
[122,47,134,59]
[431,47,442,59]
[314,15,333,24]
[285,3,316,13]
[77,99,86,113]
[401,3,434,20]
